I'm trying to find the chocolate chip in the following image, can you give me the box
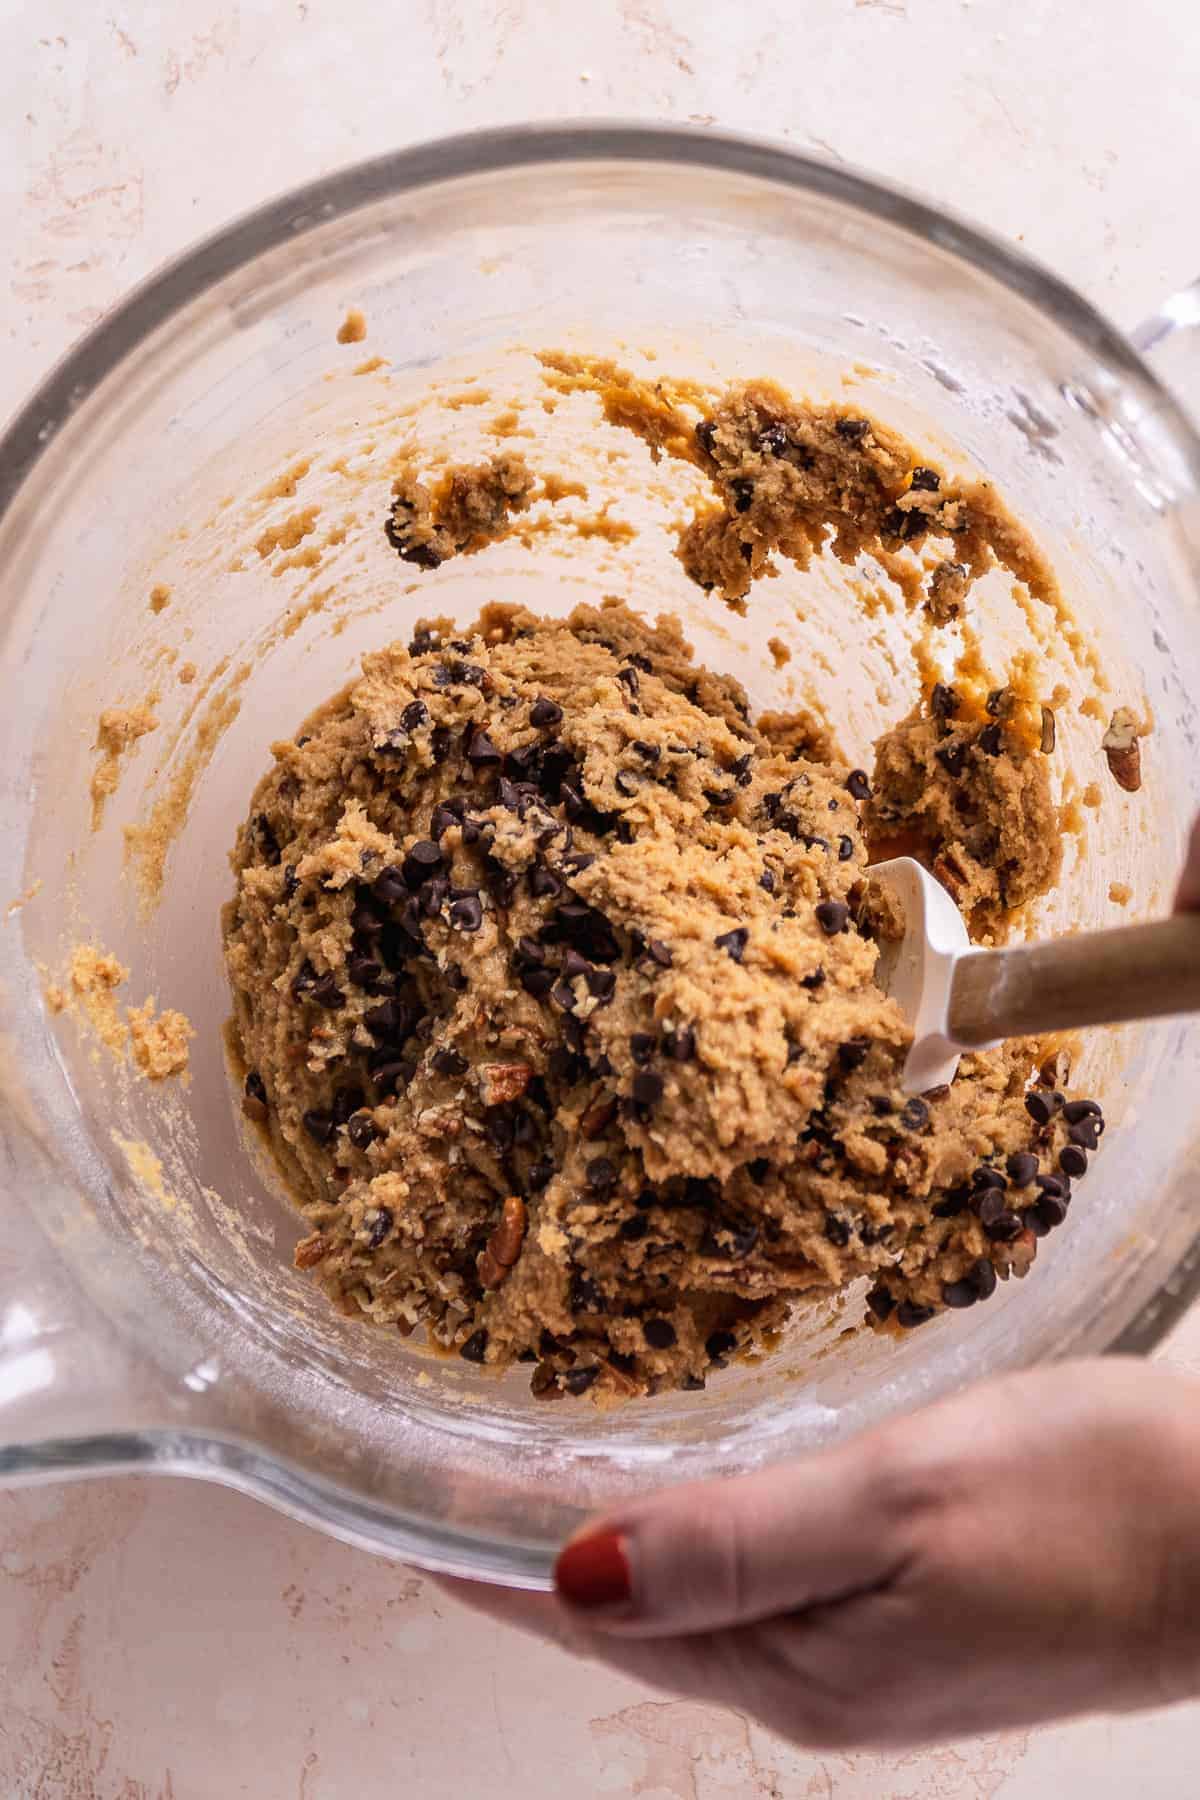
[615,771,640,798]
[366,1206,393,1249]
[759,867,776,893]
[302,1108,334,1145]
[588,966,616,1001]
[527,1157,555,1192]
[936,739,969,781]
[942,1278,978,1309]
[1059,1144,1089,1177]
[347,1111,379,1150]
[402,840,444,888]
[909,466,941,492]
[704,786,737,808]
[244,1069,267,1104]
[695,418,717,454]
[586,1157,616,1192]
[616,663,640,697]
[930,682,959,720]
[816,900,849,935]
[824,1214,851,1248]
[663,1025,695,1062]
[705,1328,737,1360]
[364,999,416,1042]
[632,1070,664,1107]
[1035,1172,1070,1199]
[1006,1151,1039,1187]
[254,814,282,866]
[466,728,502,768]
[630,1032,656,1065]
[973,1163,1008,1192]
[400,700,428,732]
[631,740,661,767]
[884,505,928,542]
[529,864,563,900]
[757,422,789,456]
[346,955,381,990]
[835,417,870,442]
[1024,1089,1062,1126]
[896,1299,934,1329]
[332,1084,366,1126]
[374,865,408,905]
[645,938,673,968]
[978,723,1004,756]
[448,892,483,932]
[309,972,343,1010]
[730,478,754,513]
[459,1329,488,1363]
[866,1286,896,1321]
[901,1097,929,1131]
[846,769,871,801]
[429,725,453,764]
[643,1317,676,1349]
[932,1184,970,1218]
[983,1208,1023,1243]
[619,1213,649,1242]
[801,966,826,989]
[281,865,299,901]
[1063,1099,1103,1125]
[530,696,563,729]
[835,835,854,863]
[838,1037,870,1071]
[715,927,749,962]
[431,1047,468,1077]
[565,1365,599,1395]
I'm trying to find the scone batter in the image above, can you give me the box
[225,385,1106,1401]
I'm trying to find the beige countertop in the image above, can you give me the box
[3,3,1200,1794]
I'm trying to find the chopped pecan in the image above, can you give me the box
[478,1061,532,1106]
[1102,707,1142,793]
[932,851,969,903]
[477,1195,528,1291]
[294,1230,334,1269]
[580,1092,618,1139]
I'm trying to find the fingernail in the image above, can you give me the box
[555,1528,632,1611]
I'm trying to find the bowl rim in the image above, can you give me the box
[2,121,1198,1564]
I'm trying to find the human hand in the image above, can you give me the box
[1178,815,1200,911]
[443,1359,1200,1748]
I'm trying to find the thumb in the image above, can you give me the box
[555,1431,911,1638]
[1177,815,1200,912]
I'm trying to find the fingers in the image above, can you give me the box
[1177,815,1200,912]
[554,1431,912,1638]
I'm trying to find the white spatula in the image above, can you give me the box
[871,856,1200,1093]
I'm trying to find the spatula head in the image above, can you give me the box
[871,857,974,1093]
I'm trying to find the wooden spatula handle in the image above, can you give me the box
[948,914,1200,1046]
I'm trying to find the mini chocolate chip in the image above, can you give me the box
[402,839,444,887]
[1032,1194,1070,1234]
[302,1108,334,1145]
[932,1184,970,1218]
[530,696,563,728]
[431,1047,469,1077]
[1059,1144,1089,1177]
[663,1025,696,1062]
[704,786,737,808]
[347,1111,379,1150]
[936,741,967,779]
[400,700,428,732]
[643,1317,676,1349]
[836,835,854,862]
[616,663,640,696]
[459,1329,489,1364]
[586,1157,616,1192]
[801,966,826,989]
[846,769,871,800]
[972,1258,998,1300]
[930,682,959,720]
[909,465,941,491]
[975,1190,1009,1230]
[630,1032,656,1065]
[645,938,673,968]
[978,723,1004,756]
[983,1208,1023,1243]
[1035,1172,1070,1199]
[1006,1151,1039,1186]
[901,1097,929,1131]
[309,972,343,1010]
[366,1206,393,1249]
[1063,1099,1103,1125]
[759,867,776,893]
[448,892,483,932]
[619,1214,649,1242]
[244,1069,267,1104]
[816,900,849,935]
[706,1329,737,1360]
[757,422,789,456]
[631,740,661,765]
[835,417,870,442]
[715,927,749,962]
[824,1214,851,1248]
[466,728,502,768]
[973,1164,1008,1193]
[529,864,563,900]
[429,803,459,840]
[615,770,640,798]
[896,1299,934,1329]
[632,1069,664,1106]
[347,954,383,990]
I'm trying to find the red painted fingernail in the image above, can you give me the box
[555,1529,632,1611]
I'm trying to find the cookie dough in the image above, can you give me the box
[224,586,1103,1399]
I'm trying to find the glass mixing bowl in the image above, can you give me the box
[1,125,1199,1588]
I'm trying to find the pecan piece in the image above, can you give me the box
[478,1061,532,1106]
[580,1092,618,1139]
[294,1230,334,1269]
[1102,707,1142,793]
[477,1195,527,1290]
